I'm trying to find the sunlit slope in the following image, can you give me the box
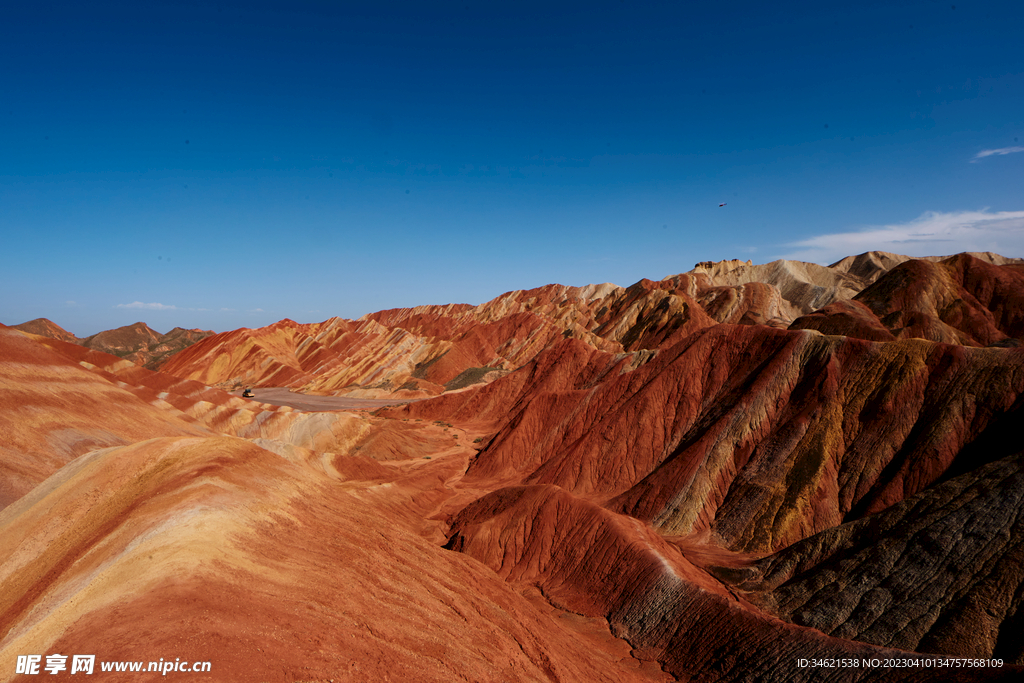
[445,483,1013,682]
[0,325,207,509]
[389,326,1024,555]
[5,250,1024,682]
[159,282,717,396]
[0,326,449,513]
[791,254,1024,345]
[158,251,1022,400]
[0,436,657,683]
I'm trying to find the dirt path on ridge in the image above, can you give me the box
[231,387,419,412]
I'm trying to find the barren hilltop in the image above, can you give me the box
[2,251,1023,682]
[9,319,213,369]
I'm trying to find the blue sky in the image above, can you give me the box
[2,0,1022,336]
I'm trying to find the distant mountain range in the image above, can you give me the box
[158,250,1023,396]
[9,319,213,369]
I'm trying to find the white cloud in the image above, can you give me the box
[64,300,77,307]
[971,146,1024,162]
[116,301,178,310]
[250,308,264,313]
[782,209,1024,264]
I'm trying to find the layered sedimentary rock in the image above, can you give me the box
[8,318,80,344]
[392,326,1024,555]
[792,255,1024,346]
[720,451,1024,662]
[159,282,714,396]
[690,257,871,320]
[689,251,1023,330]
[1,327,666,681]
[0,436,658,683]
[828,251,915,283]
[4,250,1024,682]
[827,250,1023,283]
[446,484,1015,681]
[8,318,213,369]
[79,320,163,359]
[154,255,881,397]
[0,325,206,509]
[0,325,440,511]
[159,250,1020,399]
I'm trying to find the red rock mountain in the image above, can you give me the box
[8,317,80,344]
[158,251,1023,399]
[3,250,1024,682]
[791,254,1024,346]
[9,318,213,369]
[159,282,715,396]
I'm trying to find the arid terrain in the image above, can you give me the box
[9,320,213,370]
[2,251,1023,682]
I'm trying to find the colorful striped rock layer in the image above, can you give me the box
[3,250,1024,682]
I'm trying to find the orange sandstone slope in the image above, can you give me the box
[160,281,716,396]
[0,328,673,683]
[0,325,440,510]
[8,318,80,344]
[160,260,871,398]
[158,250,1005,398]
[0,436,662,683]
[392,326,1024,554]
[0,325,207,509]
[153,270,814,397]
[8,318,213,369]
[385,323,1024,672]
[791,254,1024,346]
[6,251,1024,682]
[3,329,1014,682]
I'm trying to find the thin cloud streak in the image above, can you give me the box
[116,301,178,310]
[115,302,215,312]
[971,147,1024,162]
[782,210,1024,265]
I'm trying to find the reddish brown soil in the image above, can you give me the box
[8,319,213,368]
[4,251,1024,682]
[792,255,1024,346]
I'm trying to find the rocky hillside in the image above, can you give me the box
[158,283,714,396]
[160,251,1023,399]
[791,254,1024,345]
[9,318,213,369]
[3,249,1023,682]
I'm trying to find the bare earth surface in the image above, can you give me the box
[4,252,1024,682]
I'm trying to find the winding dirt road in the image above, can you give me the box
[232,387,417,412]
